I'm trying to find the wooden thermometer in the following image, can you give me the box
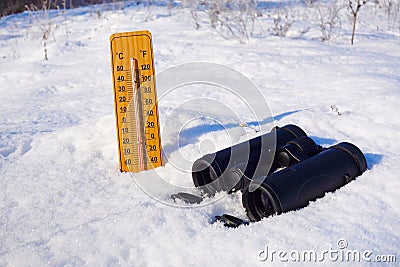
[110,30,163,172]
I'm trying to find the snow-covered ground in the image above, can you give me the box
[0,1,399,266]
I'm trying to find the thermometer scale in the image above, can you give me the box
[110,30,163,172]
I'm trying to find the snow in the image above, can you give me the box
[0,1,399,266]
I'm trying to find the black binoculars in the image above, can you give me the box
[190,124,367,223]
[192,124,310,195]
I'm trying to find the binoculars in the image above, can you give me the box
[189,124,367,224]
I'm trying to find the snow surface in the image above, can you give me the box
[0,2,399,266]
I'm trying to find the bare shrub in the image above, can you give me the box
[182,0,202,29]
[25,0,57,60]
[316,2,343,41]
[143,0,155,21]
[348,0,370,44]
[269,7,295,37]
[204,0,259,43]
[181,0,259,42]
[61,0,70,46]
[387,0,400,30]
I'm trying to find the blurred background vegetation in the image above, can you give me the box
[0,0,121,17]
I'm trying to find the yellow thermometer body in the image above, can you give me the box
[110,30,163,172]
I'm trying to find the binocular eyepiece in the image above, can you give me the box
[190,124,368,223]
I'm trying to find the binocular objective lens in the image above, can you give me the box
[260,191,275,217]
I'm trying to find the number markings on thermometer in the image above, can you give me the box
[110,30,163,172]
